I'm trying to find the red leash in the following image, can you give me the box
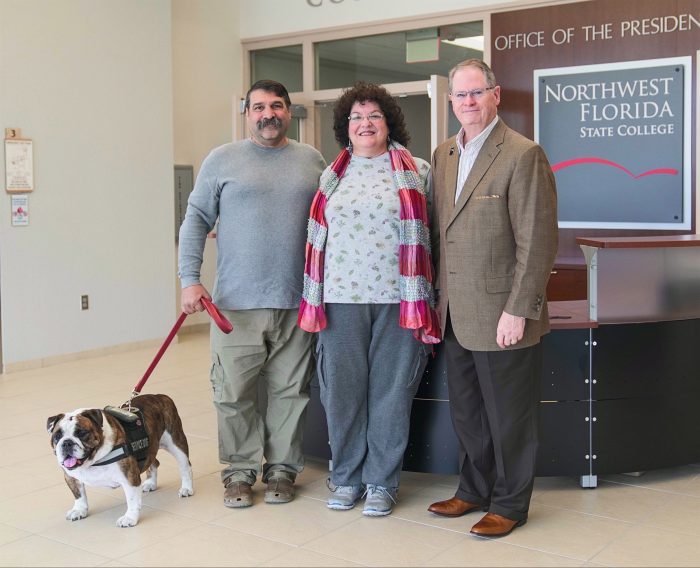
[127,298,232,404]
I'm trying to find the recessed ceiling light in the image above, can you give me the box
[441,36,484,51]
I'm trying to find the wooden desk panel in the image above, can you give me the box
[547,267,587,302]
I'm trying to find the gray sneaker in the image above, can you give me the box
[362,484,397,516]
[326,479,364,510]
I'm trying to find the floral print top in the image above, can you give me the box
[323,152,431,304]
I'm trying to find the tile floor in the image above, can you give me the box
[2,331,700,567]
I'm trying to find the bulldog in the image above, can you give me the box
[47,393,193,527]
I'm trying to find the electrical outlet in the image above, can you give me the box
[81,295,89,310]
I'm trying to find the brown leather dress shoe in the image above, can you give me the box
[470,512,526,537]
[427,496,484,517]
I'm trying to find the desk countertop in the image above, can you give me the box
[576,235,700,249]
[549,300,597,329]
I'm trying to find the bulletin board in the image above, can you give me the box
[5,129,34,193]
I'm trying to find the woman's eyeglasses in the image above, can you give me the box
[348,112,385,123]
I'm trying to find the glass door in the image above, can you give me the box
[429,75,449,156]
[314,77,453,165]
[315,92,431,164]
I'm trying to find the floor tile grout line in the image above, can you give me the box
[0,526,35,548]
[0,476,123,507]
[535,501,641,524]
[583,518,638,567]
[384,513,475,536]
[261,536,371,568]
[530,501,700,539]
[387,511,632,564]
[294,517,384,567]
[205,514,318,549]
[34,509,203,561]
[471,529,617,565]
[10,531,115,564]
[597,477,700,498]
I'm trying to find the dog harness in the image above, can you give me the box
[92,406,150,469]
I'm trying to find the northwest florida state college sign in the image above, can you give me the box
[534,57,692,230]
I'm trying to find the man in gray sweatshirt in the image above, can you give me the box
[178,80,326,508]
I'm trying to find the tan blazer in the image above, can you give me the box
[431,119,558,351]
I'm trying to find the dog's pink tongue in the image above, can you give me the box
[63,456,78,468]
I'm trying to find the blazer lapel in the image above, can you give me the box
[444,138,459,209]
[447,120,506,229]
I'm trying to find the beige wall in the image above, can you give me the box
[238,0,518,38]
[172,0,241,327]
[0,0,176,369]
[0,0,243,368]
[173,0,241,169]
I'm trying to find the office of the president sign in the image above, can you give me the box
[535,57,691,230]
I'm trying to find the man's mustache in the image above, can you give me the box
[257,117,283,129]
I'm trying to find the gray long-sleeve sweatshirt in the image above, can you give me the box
[178,138,326,310]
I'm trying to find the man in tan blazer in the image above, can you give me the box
[427,59,558,537]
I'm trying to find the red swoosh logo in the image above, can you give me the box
[552,157,678,179]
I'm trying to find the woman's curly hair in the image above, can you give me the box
[332,81,410,149]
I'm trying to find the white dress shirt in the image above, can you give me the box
[455,116,499,204]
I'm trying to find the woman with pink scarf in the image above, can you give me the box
[298,81,440,516]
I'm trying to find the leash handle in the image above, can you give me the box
[201,297,233,333]
[131,299,233,397]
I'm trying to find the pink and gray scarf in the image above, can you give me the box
[298,141,441,344]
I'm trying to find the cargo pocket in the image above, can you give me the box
[407,343,431,390]
[210,354,224,403]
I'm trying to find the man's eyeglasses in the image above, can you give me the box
[450,87,495,101]
[348,112,385,123]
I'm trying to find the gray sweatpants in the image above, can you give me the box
[317,303,431,490]
[210,308,314,485]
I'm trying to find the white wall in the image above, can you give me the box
[172,0,241,327]
[0,0,176,368]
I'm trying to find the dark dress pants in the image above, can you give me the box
[444,311,542,522]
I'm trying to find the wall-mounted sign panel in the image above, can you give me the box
[11,194,29,226]
[5,138,34,193]
[535,56,691,230]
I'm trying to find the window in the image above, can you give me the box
[314,22,483,90]
[250,45,303,92]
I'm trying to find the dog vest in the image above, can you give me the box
[93,406,150,469]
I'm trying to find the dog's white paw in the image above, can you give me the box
[116,513,139,528]
[178,486,194,498]
[141,479,157,493]
[66,507,88,521]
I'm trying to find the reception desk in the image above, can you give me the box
[302,236,700,488]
